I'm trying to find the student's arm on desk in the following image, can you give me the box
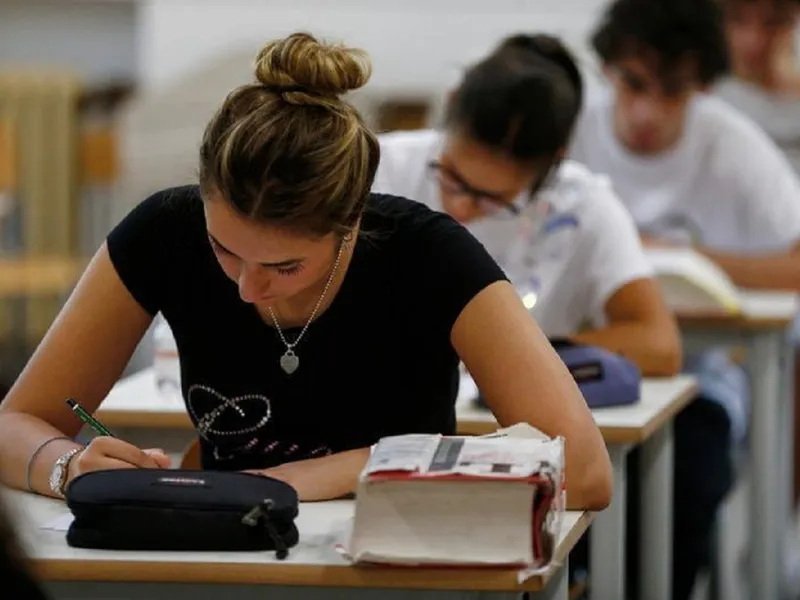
[572,278,682,376]
[699,242,800,291]
[452,281,612,511]
[0,246,170,496]
[247,448,369,502]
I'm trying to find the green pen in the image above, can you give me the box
[66,398,115,438]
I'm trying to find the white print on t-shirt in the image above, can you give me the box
[186,384,331,462]
[187,384,273,438]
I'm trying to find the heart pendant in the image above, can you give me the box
[280,351,299,375]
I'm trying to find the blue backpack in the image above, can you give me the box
[476,338,641,409]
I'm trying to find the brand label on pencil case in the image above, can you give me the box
[568,362,603,383]
[155,476,208,487]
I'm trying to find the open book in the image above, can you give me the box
[341,425,565,576]
[645,247,741,314]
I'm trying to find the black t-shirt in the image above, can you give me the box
[107,186,506,471]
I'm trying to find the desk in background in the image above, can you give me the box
[677,289,798,600]
[458,374,697,600]
[4,488,592,600]
[0,257,84,298]
[0,256,85,383]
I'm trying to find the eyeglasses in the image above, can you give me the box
[427,161,523,216]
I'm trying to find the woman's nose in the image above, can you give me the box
[237,265,270,303]
[446,195,479,223]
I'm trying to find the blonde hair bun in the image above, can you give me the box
[254,32,371,101]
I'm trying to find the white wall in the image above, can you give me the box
[137,0,608,94]
[0,0,137,82]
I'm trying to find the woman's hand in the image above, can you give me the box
[248,465,288,480]
[67,436,171,484]
[244,463,302,491]
[243,448,370,502]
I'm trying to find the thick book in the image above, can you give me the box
[341,425,565,577]
[645,247,741,314]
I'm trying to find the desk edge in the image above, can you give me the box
[32,511,594,592]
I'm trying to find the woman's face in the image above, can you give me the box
[437,132,541,223]
[204,192,341,309]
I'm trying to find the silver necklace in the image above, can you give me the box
[267,240,346,375]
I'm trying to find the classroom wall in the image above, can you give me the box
[0,0,138,83]
[137,0,610,93]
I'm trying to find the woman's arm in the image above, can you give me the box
[698,244,800,291]
[452,281,612,511]
[0,245,156,494]
[251,447,370,502]
[572,278,682,377]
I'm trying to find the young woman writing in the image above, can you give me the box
[0,33,610,509]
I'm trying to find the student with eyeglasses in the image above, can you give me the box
[374,34,681,377]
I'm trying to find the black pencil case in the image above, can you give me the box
[64,469,299,559]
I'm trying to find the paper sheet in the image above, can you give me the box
[41,513,74,532]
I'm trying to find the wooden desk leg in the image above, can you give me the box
[746,332,783,600]
[639,421,674,600]
[590,444,628,600]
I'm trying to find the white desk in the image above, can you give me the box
[457,373,697,600]
[677,289,799,600]
[95,369,192,430]
[456,374,696,442]
[4,489,593,600]
[96,368,696,600]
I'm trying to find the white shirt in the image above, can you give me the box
[374,129,653,337]
[569,92,800,443]
[714,77,800,177]
[713,80,800,347]
[570,92,800,253]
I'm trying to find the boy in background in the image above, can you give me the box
[570,0,800,597]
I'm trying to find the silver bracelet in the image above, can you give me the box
[26,436,72,492]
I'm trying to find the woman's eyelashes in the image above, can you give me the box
[208,237,230,256]
[208,237,305,277]
[274,264,304,276]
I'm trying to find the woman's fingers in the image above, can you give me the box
[90,436,158,468]
[143,448,172,468]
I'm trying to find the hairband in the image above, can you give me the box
[261,84,337,99]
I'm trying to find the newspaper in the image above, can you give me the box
[363,423,564,480]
